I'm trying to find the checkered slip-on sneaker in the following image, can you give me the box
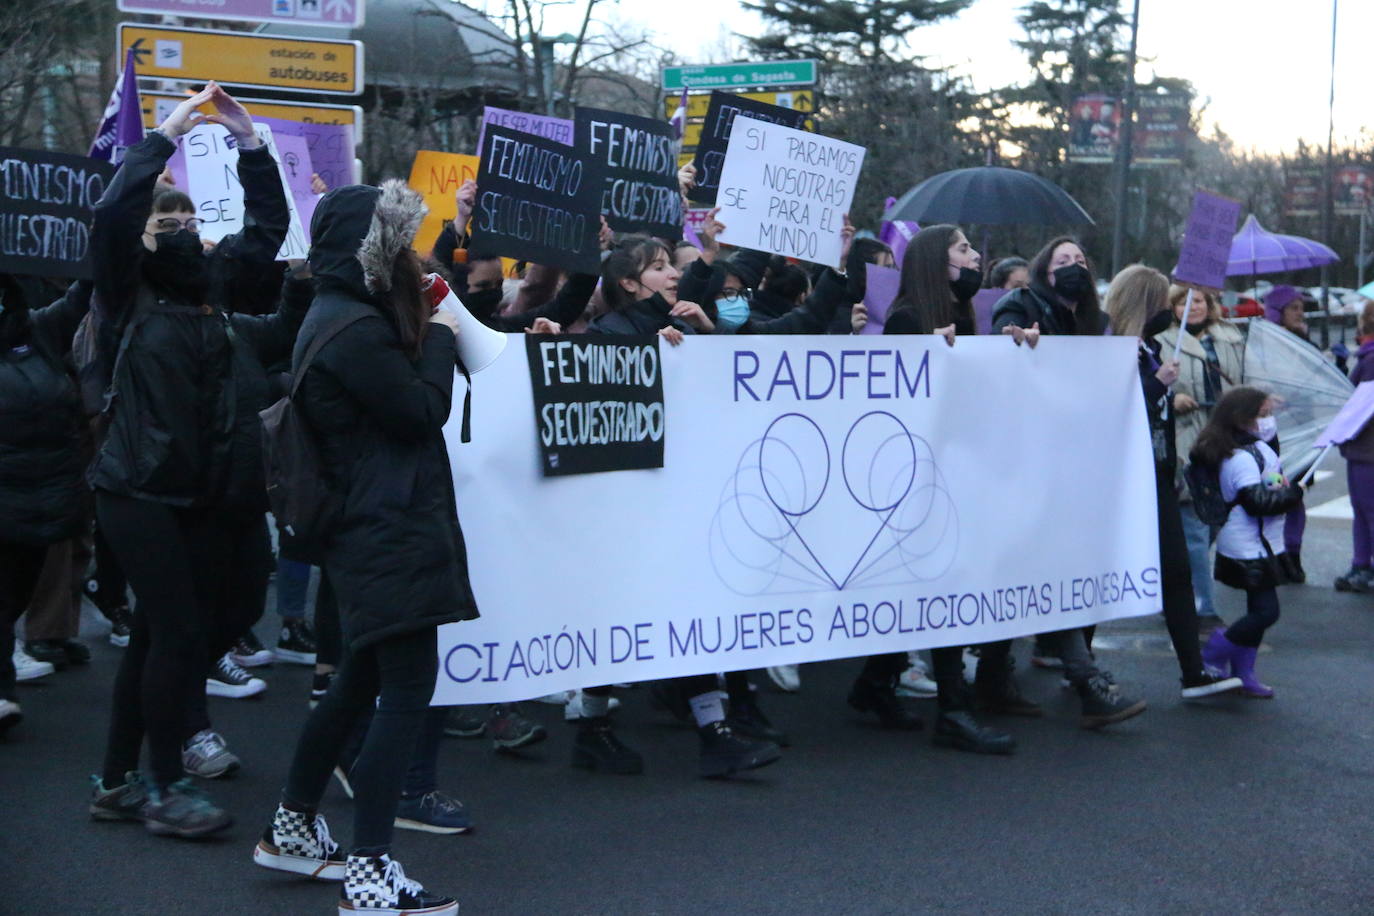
[253,805,346,881]
[339,854,458,914]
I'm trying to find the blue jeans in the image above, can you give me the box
[275,558,312,622]
[1180,501,1217,617]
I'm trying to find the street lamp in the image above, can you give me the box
[534,32,577,117]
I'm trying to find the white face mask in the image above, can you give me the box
[1255,416,1278,442]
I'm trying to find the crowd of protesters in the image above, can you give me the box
[0,83,1343,915]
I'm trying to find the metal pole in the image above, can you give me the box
[1320,0,1337,349]
[1110,0,1141,276]
[1359,206,1368,290]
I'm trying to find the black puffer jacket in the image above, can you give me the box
[87,132,297,508]
[586,293,694,336]
[295,184,478,650]
[0,280,93,546]
[991,282,1108,336]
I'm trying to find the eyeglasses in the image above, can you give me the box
[152,216,203,233]
[716,287,753,302]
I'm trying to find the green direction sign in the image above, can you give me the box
[661,59,817,92]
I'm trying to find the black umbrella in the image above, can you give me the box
[885,167,1094,226]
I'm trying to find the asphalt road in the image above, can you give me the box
[3,469,1373,915]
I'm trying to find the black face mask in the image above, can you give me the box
[1051,263,1093,302]
[1142,308,1174,339]
[949,265,983,301]
[463,287,503,320]
[143,228,209,303]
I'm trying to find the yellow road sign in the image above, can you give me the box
[118,23,364,95]
[140,92,364,139]
[664,89,816,119]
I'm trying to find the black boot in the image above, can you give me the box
[726,694,789,747]
[932,709,1016,755]
[1077,673,1147,729]
[697,721,781,778]
[1283,550,1306,585]
[571,717,643,774]
[974,655,1043,717]
[847,675,922,730]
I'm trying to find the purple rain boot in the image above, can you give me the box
[1201,629,1238,679]
[1231,645,1275,699]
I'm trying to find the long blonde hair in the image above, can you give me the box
[1105,264,1169,338]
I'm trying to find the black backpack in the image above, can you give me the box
[258,312,370,564]
[1185,445,1264,527]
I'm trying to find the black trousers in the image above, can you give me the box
[860,646,968,709]
[1157,467,1206,679]
[0,542,48,700]
[98,493,220,789]
[1225,587,1280,648]
[284,625,438,855]
[184,508,272,738]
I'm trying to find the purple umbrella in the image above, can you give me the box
[1228,214,1339,276]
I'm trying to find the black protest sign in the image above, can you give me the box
[525,334,666,476]
[690,92,814,205]
[574,107,683,241]
[469,125,605,275]
[0,148,114,280]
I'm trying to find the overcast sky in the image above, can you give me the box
[525,0,1368,154]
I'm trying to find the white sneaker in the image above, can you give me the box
[12,648,54,682]
[206,653,267,699]
[563,689,623,721]
[534,689,575,705]
[0,698,21,735]
[896,655,937,698]
[767,664,801,692]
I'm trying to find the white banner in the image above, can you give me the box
[434,336,1161,704]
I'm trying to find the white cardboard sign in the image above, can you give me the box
[713,116,865,268]
[182,122,309,261]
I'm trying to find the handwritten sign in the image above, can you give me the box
[253,116,356,193]
[689,91,813,205]
[1173,189,1241,290]
[525,335,666,476]
[0,147,113,279]
[406,150,479,255]
[182,122,310,261]
[575,107,683,240]
[469,125,605,276]
[714,116,865,268]
[477,106,573,154]
[273,132,319,238]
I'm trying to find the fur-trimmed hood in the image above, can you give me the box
[307,179,427,299]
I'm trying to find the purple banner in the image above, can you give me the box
[972,288,1003,337]
[1174,189,1241,290]
[859,262,900,335]
[1317,381,1374,446]
[254,116,355,192]
[116,0,364,28]
[274,132,319,238]
[477,106,573,155]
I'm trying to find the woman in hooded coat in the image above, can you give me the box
[253,179,473,916]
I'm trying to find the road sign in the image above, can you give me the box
[661,60,817,92]
[664,89,815,120]
[117,0,364,28]
[118,23,364,95]
[140,91,364,140]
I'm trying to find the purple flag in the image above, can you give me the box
[878,196,919,266]
[89,49,144,165]
[1316,381,1374,446]
[859,262,901,335]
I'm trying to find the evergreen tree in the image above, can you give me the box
[740,0,980,223]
